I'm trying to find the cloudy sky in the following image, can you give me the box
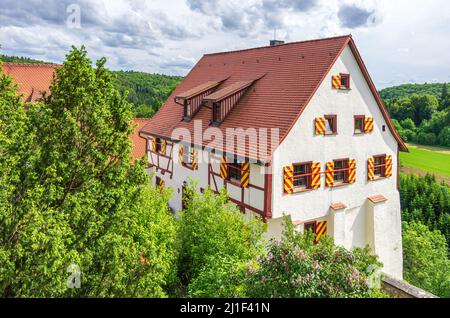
[1,0,449,88]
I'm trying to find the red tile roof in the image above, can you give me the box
[141,34,407,162]
[2,63,58,102]
[204,79,256,102]
[175,80,223,99]
[130,118,151,162]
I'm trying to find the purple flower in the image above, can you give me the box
[312,260,322,271]
[294,247,307,260]
[293,275,303,287]
[304,274,313,282]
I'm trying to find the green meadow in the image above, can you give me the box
[400,143,450,184]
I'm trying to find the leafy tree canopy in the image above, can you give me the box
[0,48,177,297]
[402,221,450,298]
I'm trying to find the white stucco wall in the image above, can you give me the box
[148,143,266,217]
[270,44,403,278]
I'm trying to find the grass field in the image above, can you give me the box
[400,143,450,184]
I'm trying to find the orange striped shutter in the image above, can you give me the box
[283,166,294,194]
[348,159,356,183]
[240,162,250,188]
[314,221,327,244]
[315,117,326,135]
[220,155,228,180]
[385,155,393,177]
[192,148,199,170]
[325,162,334,188]
[151,137,157,152]
[364,117,374,133]
[311,162,321,189]
[178,145,184,164]
[332,75,341,89]
[367,157,375,181]
[161,140,167,155]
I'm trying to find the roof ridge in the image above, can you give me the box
[203,34,352,57]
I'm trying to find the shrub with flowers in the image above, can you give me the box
[245,217,386,298]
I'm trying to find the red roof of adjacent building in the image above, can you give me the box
[141,35,407,162]
[130,118,151,162]
[2,63,58,102]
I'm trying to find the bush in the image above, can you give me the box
[177,183,266,291]
[400,118,416,131]
[438,127,450,147]
[245,218,385,298]
[420,110,449,136]
[401,129,416,142]
[416,131,437,145]
[402,221,450,298]
[188,254,248,298]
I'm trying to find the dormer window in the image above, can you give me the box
[212,103,221,123]
[174,80,225,121]
[204,78,261,125]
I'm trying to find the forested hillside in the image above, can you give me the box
[380,83,450,147]
[0,54,51,64]
[0,54,183,118]
[113,71,182,118]
[379,83,444,100]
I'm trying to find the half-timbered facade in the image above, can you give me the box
[140,35,407,279]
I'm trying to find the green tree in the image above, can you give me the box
[135,104,155,118]
[177,183,266,294]
[411,94,439,125]
[0,48,177,297]
[188,254,249,298]
[245,218,385,298]
[438,126,450,147]
[439,83,450,111]
[400,118,416,131]
[402,221,450,298]
[399,173,450,249]
[416,131,437,145]
[395,97,416,122]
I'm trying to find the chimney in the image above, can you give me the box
[270,40,285,46]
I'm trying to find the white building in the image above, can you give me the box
[139,35,408,279]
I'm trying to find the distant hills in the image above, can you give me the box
[379,83,445,101]
[0,54,52,65]
[0,54,183,118]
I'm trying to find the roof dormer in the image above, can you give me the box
[203,76,264,125]
[174,79,227,121]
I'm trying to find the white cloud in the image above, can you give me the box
[0,0,448,86]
